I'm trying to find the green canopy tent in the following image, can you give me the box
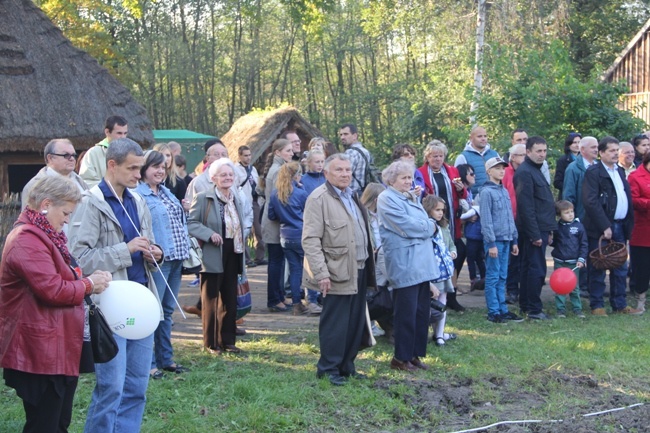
[153,129,216,173]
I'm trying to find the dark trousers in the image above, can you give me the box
[392,281,430,362]
[506,237,522,295]
[466,239,486,280]
[588,223,628,311]
[266,243,286,307]
[630,245,650,295]
[5,369,78,433]
[453,238,467,279]
[201,239,240,350]
[519,232,549,315]
[317,269,367,376]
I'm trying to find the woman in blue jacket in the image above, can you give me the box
[268,162,321,316]
[136,150,191,379]
[378,160,439,372]
[300,149,326,195]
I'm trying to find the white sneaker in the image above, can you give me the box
[371,322,385,337]
[305,303,322,315]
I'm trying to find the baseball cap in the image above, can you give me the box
[485,156,508,171]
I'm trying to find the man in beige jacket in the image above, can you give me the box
[302,153,376,386]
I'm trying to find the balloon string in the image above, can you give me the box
[105,179,187,319]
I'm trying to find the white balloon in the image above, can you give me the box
[98,280,160,340]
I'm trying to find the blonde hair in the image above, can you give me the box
[308,137,327,150]
[360,182,386,213]
[27,176,82,210]
[422,195,449,228]
[275,162,302,205]
[153,142,176,187]
[259,138,291,192]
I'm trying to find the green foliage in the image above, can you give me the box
[477,41,648,158]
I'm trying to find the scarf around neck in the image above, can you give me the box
[22,207,72,264]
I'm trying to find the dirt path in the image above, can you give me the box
[171,255,561,342]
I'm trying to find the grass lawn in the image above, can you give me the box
[2,304,650,432]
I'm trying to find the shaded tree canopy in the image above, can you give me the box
[35,0,650,165]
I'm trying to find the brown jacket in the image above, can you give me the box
[302,182,376,295]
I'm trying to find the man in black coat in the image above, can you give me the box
[514,136,557,320]
[582,137,642,316]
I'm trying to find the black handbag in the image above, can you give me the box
[85,295,119,363]
[367,285,393,321]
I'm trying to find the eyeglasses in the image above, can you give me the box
[511,153,526,157]
[51,153,78,160]
[402,151,414,157]
[467,172,475,176]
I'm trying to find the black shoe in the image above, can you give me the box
[527,312,551,320]
[505,293,518,305]
[502,312,524,323]
[446,292,466,312]
[317,372,347,386]
[246,261,257,268]
[162,364,190,374]
[346,372,367,380]
[256,259,268,266]
[487,314,507,324]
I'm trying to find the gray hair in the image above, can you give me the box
[579,136,598,149]
[106,138,143,165]
[27,175,82,209]
[43,138,73,164]
[620,141,633,150]
[208,157,236,179]
[382,160,414,186]
[423,140,448,159]
[508,143,525,155]
[323,153,351,172]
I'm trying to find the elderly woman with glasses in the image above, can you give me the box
[417,140,468,311]
[391,144,425,198]
[378,160,438,372]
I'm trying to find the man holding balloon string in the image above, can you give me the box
[69,138,164,433]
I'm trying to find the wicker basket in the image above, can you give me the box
[589,235,628,270]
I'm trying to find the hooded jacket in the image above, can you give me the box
[479,181,518,248]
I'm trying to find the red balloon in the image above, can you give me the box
[549,268,577,295]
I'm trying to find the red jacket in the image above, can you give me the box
[502,166,517,220]
[418,163,467,239]
[628,165,650,247]
[0,214,86,377]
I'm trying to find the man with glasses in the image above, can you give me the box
[22,138,88,210]
[79,115,129,188]
[283,131,303,162]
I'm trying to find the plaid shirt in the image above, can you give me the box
[345,143,372,192]
[159,190,190,261]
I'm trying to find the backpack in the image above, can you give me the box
[349,146,381,191]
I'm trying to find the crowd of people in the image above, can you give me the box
[2,114,650,432]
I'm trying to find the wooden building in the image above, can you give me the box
[0,0,153,197]
[604,18,650,126]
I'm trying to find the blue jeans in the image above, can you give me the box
[588,222,628,311]
[484,241,510,316]
[519,232,549,315]
[151,259,182,369]
[266,243,285,307]
[281,239,305,304]
[84,332,154,433]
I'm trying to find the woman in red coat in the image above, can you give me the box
[418,140,468,311]
[628,151,650,313]
[0,176,111,433]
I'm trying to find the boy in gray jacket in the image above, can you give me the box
[479,157,522,323]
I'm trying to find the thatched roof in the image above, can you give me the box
[0,0,153,153]
[222,107,326,163]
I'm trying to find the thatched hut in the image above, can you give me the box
[222,107,326,163]
[0,0,153,196]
